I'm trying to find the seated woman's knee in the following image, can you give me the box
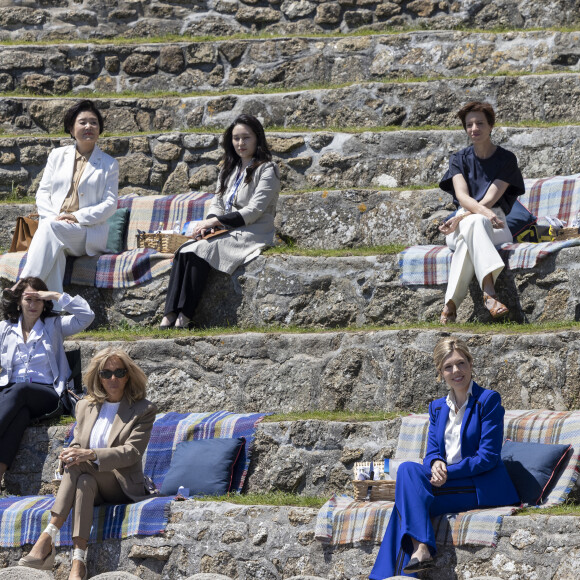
[76,473,97,494]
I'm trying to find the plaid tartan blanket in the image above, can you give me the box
[399,174,580,285]
[0,410,266,548]
[0,191,214,289]
[316,410,580,548]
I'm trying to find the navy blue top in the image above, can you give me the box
[439,145,525,215]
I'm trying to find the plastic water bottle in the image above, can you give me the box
[173,220,181,234]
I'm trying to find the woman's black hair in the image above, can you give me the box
[1,277,57,323]
[217,114,272,196]
[63,100,104,136]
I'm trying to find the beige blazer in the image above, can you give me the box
[180,161,281,274]
[35,144,119,256]
[69,396,157,502]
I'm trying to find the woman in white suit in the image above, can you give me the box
[19,347,157,580]
[17,100,119,294]
[160,114,281,329]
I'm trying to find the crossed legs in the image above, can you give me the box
[22,462,129,579]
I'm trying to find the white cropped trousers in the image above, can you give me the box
[444,207,512,307]
[20,219,87,294]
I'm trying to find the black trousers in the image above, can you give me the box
[164,251,211,319]
[0,381,60,467]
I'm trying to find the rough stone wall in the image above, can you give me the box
[3,72,580,135]
[1,1,578,41]
[45,236,580,329]
[1,499,580,580]
[5,330,573,421]
[0,31,578,95]
[2,126,580,197]
[7,419,402,497]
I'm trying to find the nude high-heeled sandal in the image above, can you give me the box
[72,547,88,580]
[18,522,57,570]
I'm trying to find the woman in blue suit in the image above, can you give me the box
[370,337,519,578]
[16,100,118,294]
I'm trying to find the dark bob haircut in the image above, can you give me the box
[456,101,496,130]
[63,100,104,136]
[1,277,58,323]
[218,114,272,196]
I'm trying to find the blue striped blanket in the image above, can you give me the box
[0,410,266,547]
[0,191,214,289]
[399,174,580,285]
[315,410,580,548]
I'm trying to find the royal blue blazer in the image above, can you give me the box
[423,381,519,507]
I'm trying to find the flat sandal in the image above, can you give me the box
[440,301,457,325]
[483,292,509,319]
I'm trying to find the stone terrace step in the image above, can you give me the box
[3,72,580,134]
[61,240,580,328]
[8,419,402,497]
[45,329,580,418]
[1,0,577,42]
[2,126,579,197]
[0,30,578,95]
[0,500,578,579]
[0,188,450,250]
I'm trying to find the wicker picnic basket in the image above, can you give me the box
[352,479,396,501]
[136,232,190,253]
[352,461,396,501]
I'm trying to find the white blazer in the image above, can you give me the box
[35,144,119,256]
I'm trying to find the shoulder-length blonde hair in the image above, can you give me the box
[433,336,473,381]
[84,347,147,405]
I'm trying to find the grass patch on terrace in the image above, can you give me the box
[515,503,580,516]
[0,196,36,204]
[264,410,405,422]
[78,319,580,342]
[282,184,440,195]
[1,24,579,47]
[262,244,406,257]
[196,491,326,508]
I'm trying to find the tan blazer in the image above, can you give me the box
[69,396,157,502]
[180,161,281,274]
[35,144,119,256]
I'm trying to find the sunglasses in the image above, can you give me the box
[99,368,128,380]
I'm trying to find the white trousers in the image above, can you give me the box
[445,208,512,307]
[20,219,87,294]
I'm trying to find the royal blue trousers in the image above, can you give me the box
[369,461,479,579]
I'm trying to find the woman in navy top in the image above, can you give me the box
[369,336,519,578]
[438,101,525,324]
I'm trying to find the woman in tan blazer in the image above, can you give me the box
[19,347,157,580]
[17,100,119,294]
[160,114,281,329]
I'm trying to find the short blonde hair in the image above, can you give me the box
[433,336,473,381]
[84,347,147,404]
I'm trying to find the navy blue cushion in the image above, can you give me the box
[106,207,130,254]
[501,440,571,505]
[160,437,245,497]
[443,200,536,242]
[505,199,537,240]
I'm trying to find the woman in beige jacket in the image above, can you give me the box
[160,114,281,329]
[19,347,157,580]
